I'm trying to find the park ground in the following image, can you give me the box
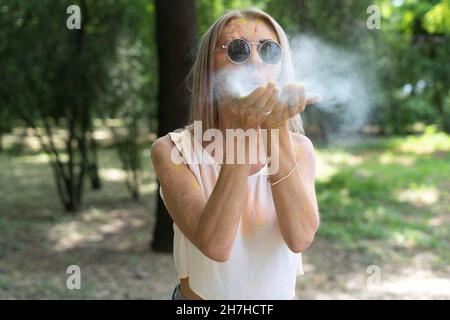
[0,126,449,299]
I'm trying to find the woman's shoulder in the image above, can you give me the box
[151,126,191,151]
[290,132,315,152]
[290,132,316,179]
[150,134,172,165]
[151,127,192,166]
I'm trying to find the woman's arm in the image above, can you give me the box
[151,135,250,262]
[264,123,320,253]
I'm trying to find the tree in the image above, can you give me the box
[0,0,125,212]
[151,0,197,252]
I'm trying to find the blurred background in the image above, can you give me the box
[0,0,449,299]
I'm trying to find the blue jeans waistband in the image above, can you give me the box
[171,283,187,300]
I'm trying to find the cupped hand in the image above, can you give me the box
[222,82,321,131]
[260,83,322,130]
[224,82,278,131]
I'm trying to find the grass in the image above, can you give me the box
[0,143,176,299]
[315,127,450,270]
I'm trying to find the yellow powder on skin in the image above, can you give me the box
[240,191,273,237]
[225,18,278,41]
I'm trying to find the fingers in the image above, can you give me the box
[259,83,303,127]
[243,84,268,105]
[281,84,301,119]
[260,86,279,115]
[280,83,297,107]
[270,101,287,127]
[285,100,299,119]
[232,81,319,129]
[297,84,306,111]
[253,82,276,108]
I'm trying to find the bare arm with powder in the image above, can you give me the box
[261,84,320,253]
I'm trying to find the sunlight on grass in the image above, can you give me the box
[46,208,143,252]
[315,148,372,184]
[390,229,431,249]
[378,272,450,297]
[315,130,450,265]
[395,126,450,155]
[14,153,50,164]
[93,118,125,127]
[92,128,111,140]
[378,152,415,166]
[140,181,158,195]
[395,186,439,206]
[326,152,364,166]
[363,206,387,220]
[99,168,127,182]
[47,221,92,251]
[427,214,449,227]
[315,154,338,182]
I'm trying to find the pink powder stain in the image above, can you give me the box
[241,209,261,236]
[240,196,272,237]
[256,211,267,223]
[239,198,251,236]
[241,213,255,237]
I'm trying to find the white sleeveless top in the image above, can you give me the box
[159,126,304,300]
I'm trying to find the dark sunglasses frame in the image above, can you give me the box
[215,38,283,65]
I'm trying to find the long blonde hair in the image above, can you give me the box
[187,8,304,134]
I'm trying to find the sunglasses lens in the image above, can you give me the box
[260,41,282,64]
[227,39,250,64]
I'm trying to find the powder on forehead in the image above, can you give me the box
[231,17,266,24]
[224,16,277,38]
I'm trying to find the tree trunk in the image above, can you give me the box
[151,0,197,253]
[296,0,312,33]
[433,87,450,134]
[88,135,102,190]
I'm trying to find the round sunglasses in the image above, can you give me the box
[216,38,283,65]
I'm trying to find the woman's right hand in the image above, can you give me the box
[223,82,278,131]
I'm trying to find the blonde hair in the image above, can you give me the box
[187,8,305,134]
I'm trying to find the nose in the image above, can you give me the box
[247,43,264,66]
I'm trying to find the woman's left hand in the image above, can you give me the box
[260,83,321,129]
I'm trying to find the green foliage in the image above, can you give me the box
[0,0,155,208]
[376,0,450,133]
[262,0,450,135]
[424,0,450,33]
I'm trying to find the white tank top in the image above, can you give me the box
[158,125,304,300]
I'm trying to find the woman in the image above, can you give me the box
[151,8,320,300]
